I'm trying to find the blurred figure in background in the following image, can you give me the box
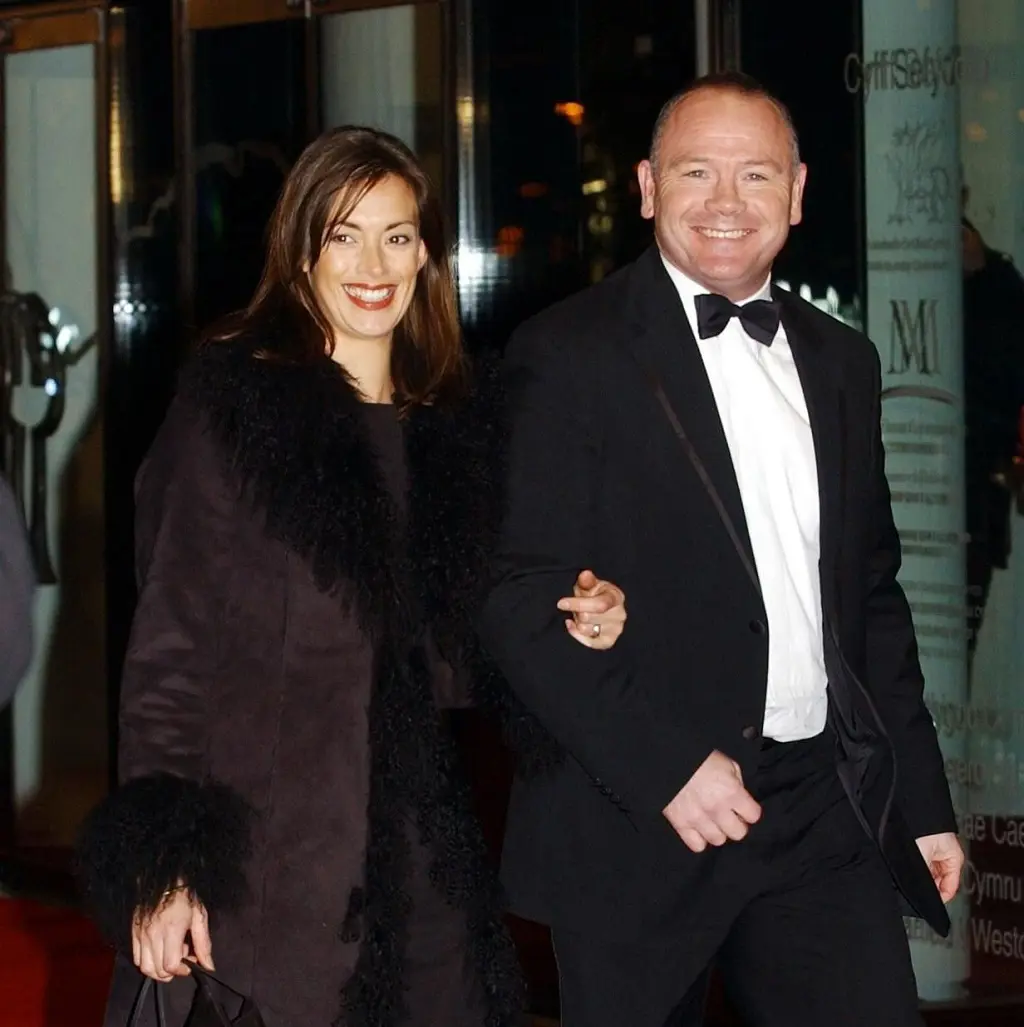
[962,206,1024,672]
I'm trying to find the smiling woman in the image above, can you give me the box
[73,125,629,1027]
[306,176,427,401]
[206,126,464,410]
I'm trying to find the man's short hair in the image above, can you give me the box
[649,71,801,173]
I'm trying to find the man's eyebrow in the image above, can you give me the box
[740,158,785,171]
[664,156,785,171]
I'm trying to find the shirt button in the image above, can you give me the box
[748,619,767,635]
[742,725,759,741]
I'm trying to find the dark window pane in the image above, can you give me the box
[740,0,861,325]
[191,20,307,331]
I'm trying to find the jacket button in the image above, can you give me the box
[748,619,766,635]
[741,725,759,741]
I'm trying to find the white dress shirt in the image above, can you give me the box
[661,256,828,742]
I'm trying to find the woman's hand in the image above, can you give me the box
[558,569,627,650]
[132,886,214,981]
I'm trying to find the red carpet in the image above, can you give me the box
[0,898,113,1027]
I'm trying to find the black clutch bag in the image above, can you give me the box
[128,964,266,1027]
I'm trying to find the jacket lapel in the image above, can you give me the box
[625,247,759,594]
[775,288,846,622]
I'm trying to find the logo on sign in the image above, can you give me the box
[885,121,952,226]
[889,298,940,375]
[882,299,956,405]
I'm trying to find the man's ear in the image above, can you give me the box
[638,160,657,221]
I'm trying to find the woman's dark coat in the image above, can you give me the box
[77,338,552,1027]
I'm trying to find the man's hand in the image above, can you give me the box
[663,750,762,852]
[132,887,214,981]
[915,831,965,903]
[557,569,627,650]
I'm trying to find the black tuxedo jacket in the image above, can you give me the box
[480,246,957,939]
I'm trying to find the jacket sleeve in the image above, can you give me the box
[0,475,35,709]
[478,325,708,815]
[76,397,252,949]
[861,350,957,839]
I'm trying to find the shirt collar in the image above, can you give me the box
[660,252,773,308]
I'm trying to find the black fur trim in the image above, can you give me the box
[180,340,405,641]
[74,772,252,952]
[177,338,538,1027]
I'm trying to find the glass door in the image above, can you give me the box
[178,0,309,332]
[178,0,446,335]
[0,1,110,856]
[313,1,446,199]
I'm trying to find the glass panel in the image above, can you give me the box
[457,0,581,348]
[739,0,863,328]
[457,0,696,350]
[859,0,967,997]
[856,0,1024,1006]
[190,19,307,331]
[578,1,699,282]
[742,0,1024,1010]
[2,42,106,849]
[956,0,1024,1004]
[319,2,445,193]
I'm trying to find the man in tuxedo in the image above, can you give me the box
[479,72,963,1026]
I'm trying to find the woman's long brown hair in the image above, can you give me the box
[206,125,466,409]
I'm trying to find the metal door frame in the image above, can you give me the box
[695,0,741,75]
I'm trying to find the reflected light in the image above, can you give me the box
[582,179,607,196]
[554,101,585,126]
[113,277,150,328]
[965,122,988,142]
[586,213,613,236]
[110,48,125,204]
[776,281,859,329]
[456,96,474,130]
[55,325,79,354]
[496,226,524,258]
[456,242,491,284]
[519,182,549,199]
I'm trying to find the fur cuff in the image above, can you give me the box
[75,772,253,949]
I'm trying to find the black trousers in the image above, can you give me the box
[552,732,922,1027]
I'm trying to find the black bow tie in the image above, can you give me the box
[695,293,781,347]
